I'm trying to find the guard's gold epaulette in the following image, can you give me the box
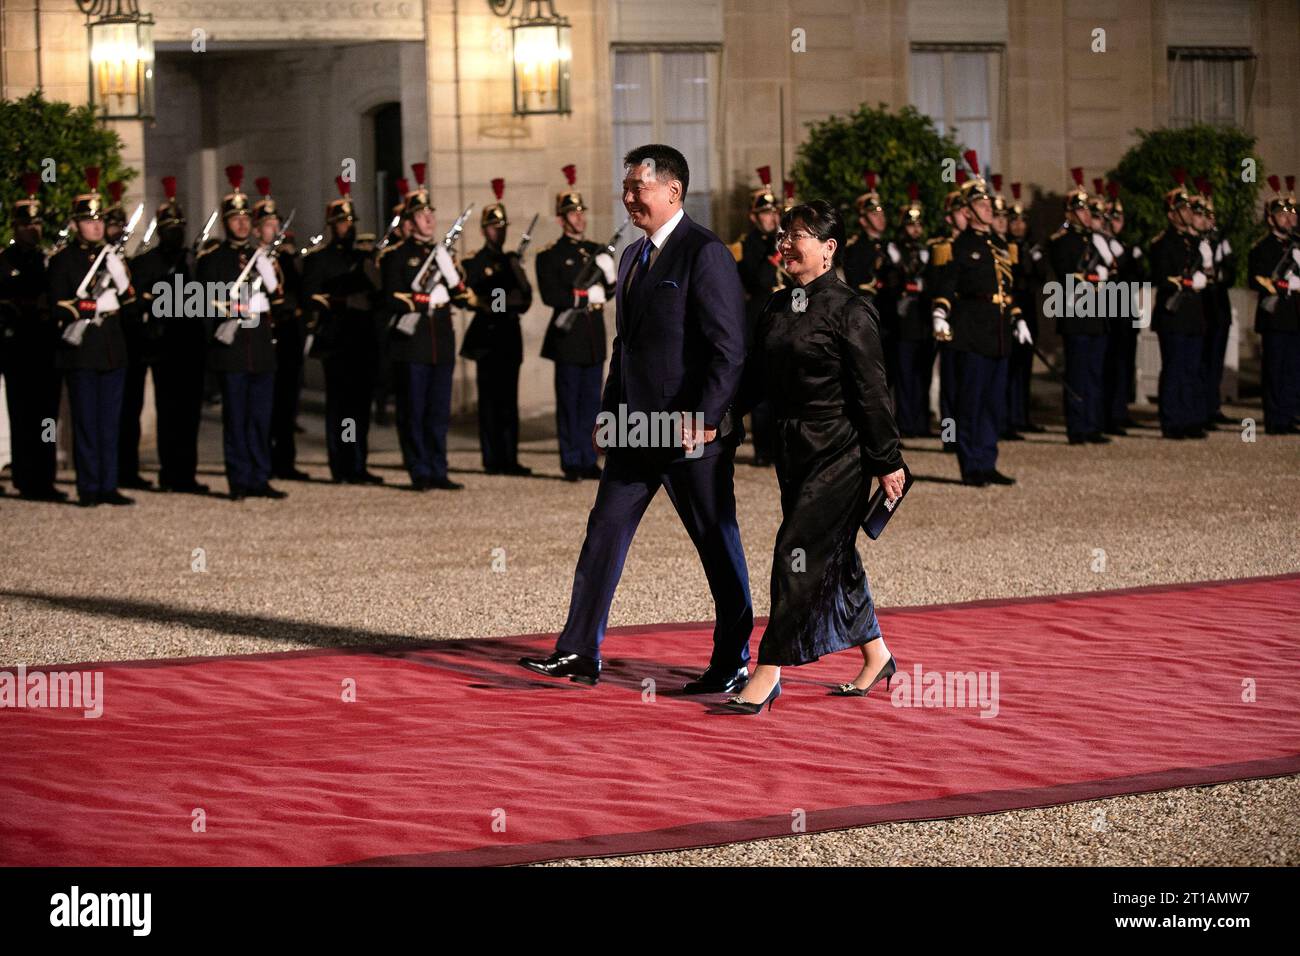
[928,237,952,266]
[195,239,221,258]
[728,238,743,262]
[1048,227,1066,242]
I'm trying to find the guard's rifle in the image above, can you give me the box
[554,217,631,331]
[516,213,540,257]
[191,210,219,256]
[411,204,473,297]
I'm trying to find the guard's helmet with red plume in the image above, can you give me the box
[750,165,777,214]
[326,176,356,225]
[403,162,433,216]
[221,164,250,219]
[157,175,186,228]
[252,176,279,224]
[855,170,883,214]
[72,166,104,221]
[481,177,508,228]
[13,171,42,225]
[556,163,586,216]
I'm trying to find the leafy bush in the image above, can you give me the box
[791,103,967,237]
[0,91,136,243]
[1108,124,1263,286]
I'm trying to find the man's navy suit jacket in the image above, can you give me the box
[601,211,748,460]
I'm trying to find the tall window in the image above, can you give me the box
[612,47,716,229]
[910,44,1003,174]
[1168,48,1253,128]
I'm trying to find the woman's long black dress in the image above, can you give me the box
[742,268,905,666]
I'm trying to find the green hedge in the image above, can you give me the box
[791,103,967,238]
[1,91,136,243]
[1108,124,1263,286]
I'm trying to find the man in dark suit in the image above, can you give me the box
[519,144,754,692]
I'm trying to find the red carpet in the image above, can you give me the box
[2,574,1298,866]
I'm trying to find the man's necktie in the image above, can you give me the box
[626,236,653,297]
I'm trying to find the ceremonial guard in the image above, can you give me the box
[886,184,933,437]
[372,181,412,427]
[1193,179,1235,430]
[102,181,153,490]
[131,176,209,493]
[1007,182,1047,435]
[461,178,534,476]
[1100,181,1142,435]
[536,164,616,480]
[380,163,471,490]
[844,171,897,391]
[0,173,64,500]
[1148,169,1208,440]
[198,165,287,499]
[302,177,382,484]
[48,167,136,506]
[929,176,968,449]
[1048,169,1110,444]
[1247,175,1299,434]
[988,174,1021,440]
[729,166,783,466]
[930,152,1030,486]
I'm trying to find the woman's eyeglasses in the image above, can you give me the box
[777,230,817,246]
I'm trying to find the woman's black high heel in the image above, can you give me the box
[722,682,781,715]
[831,655,896,697]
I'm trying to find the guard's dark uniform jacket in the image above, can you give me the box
[1248,232,1300,333]
[536,233,611,366]
[460,243,532,363]
[1048,222,1107,336]
[131,243,200,358]
[48,239,130,370]
[1148,229,1206,336]
[886,235,931,341]
[930,225,1020,358]
[842,231,888,299]
[301,237,377,354]
[1,241,53,359]
[379,236,470,365]
[730,227,784,331]
[197,237,278,373]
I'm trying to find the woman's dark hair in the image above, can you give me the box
[780,199,845,259]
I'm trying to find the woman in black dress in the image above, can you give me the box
[725,200,907,714]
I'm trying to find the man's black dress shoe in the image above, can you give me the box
[961,473,988,487]
[518,651,601,685]
[77,495,99,507]
[1085,432,1111,444]
[982,470,1016,485]
[275,468,311,481]
[1068,434,1087,445]
[21,487,68,502]
[1103,425,1128,436]
[429,477,464,490]
[682,665,749,695]
[503,463,533,477]
[562,469,582,482]
[250,484,288,499]
[356,471,384,484]
[99,491,135,505]
[119,475,154,490]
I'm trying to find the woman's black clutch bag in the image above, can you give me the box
[861,463,914,540]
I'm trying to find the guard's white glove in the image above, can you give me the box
[1218,238,1232,258]
[1108,238,1124,258]
[248,291,271,316]
[1287,276,1300,293]
[1191,271,1207,291]
[1292,248,1300,268]
[932,313,951,339]
[920,248,930,263]
[1094,264,1109,281]
[594,252,616,284]
[429,283,451,307]
[1014,318,1032,345]
[910,277,924,292]
[1199,240,1213,270]
[1030,248,1043,262]
[886,243,901,264]
[253,252,279,293]
[214,319,239,345]
[433,246,459,288]
[1132,246,1143,260]
[395,312,420,336]
[105,250,130,293]
[1092,233,1115,265]
[586,284,606,305]
[95,288,120,316]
